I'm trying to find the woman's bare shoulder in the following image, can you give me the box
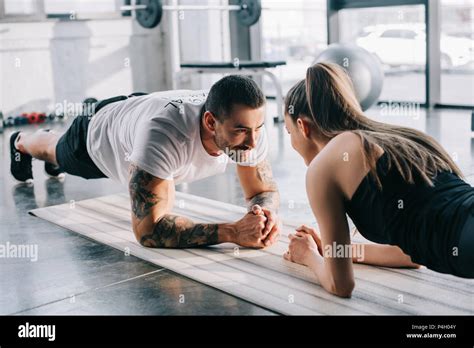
[307,131,383,200]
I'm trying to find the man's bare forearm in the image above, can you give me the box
[248,160,280,212]
[247,159,280,212]
[140,215,235,248]
[248,191,280,213]
[129,164,235,248]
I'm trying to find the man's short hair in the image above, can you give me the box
[205,75,266,121]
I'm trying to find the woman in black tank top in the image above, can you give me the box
[282,63,474,298]
[345,151,474,277]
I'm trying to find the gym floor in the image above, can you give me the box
[1,102,473,315]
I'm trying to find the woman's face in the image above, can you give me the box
[284,114,316,166]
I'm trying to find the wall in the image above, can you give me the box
[176,0,231,90]
[0,17,170,115]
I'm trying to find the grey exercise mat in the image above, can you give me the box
[29,192,474,315]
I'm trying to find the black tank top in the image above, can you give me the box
[345,151,474,275]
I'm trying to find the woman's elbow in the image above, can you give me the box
[328,279,355,298]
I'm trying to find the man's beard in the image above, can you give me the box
[213,134,250,152]
[214,133,253,163]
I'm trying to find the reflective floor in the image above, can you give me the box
[1,102,473,315]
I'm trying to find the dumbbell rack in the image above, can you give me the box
[0,112,68,133]
[0,98,97,134]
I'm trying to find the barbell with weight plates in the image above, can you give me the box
[120,0,261,29]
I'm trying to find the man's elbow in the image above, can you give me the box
[133,228,158,248]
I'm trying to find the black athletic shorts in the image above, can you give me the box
[55,93,147,179]
[55,115,107,179]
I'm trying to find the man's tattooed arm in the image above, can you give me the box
[247,159,280,213]
[139,215,219,248]
[129,164,233,248]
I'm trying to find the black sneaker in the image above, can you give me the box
[10,131,33,183]
[45,161,65,179]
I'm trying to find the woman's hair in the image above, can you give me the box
[285,62,463,188]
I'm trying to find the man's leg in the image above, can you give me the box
[15,129,60,166]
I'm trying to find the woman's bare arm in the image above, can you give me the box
[302,155,356,297]
[352,243,421,268]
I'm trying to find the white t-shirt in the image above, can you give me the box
[86,90,268,186]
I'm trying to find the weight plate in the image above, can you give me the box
[83,97,98,105]
[136,0,163,29]
[237,0,261,27]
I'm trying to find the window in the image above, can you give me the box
[339,5,426,103]
[357,29,372,38]
[440,0,474,106]
[44,0,118,15]
[380,29,417,39]
[381,29,400,38]
[260,0,327,96]
[4,0,39,15]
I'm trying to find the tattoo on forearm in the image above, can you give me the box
[140,215,219,248]
[256,160,278,190]
[248,159,280,212]
[248,191,280,212]
[128,164,162,219]
[129,165,219,248]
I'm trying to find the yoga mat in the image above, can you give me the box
[29,192,474,315]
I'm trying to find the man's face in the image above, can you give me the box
[213,104,265,158]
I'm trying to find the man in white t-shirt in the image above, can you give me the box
[11,76,281,249]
